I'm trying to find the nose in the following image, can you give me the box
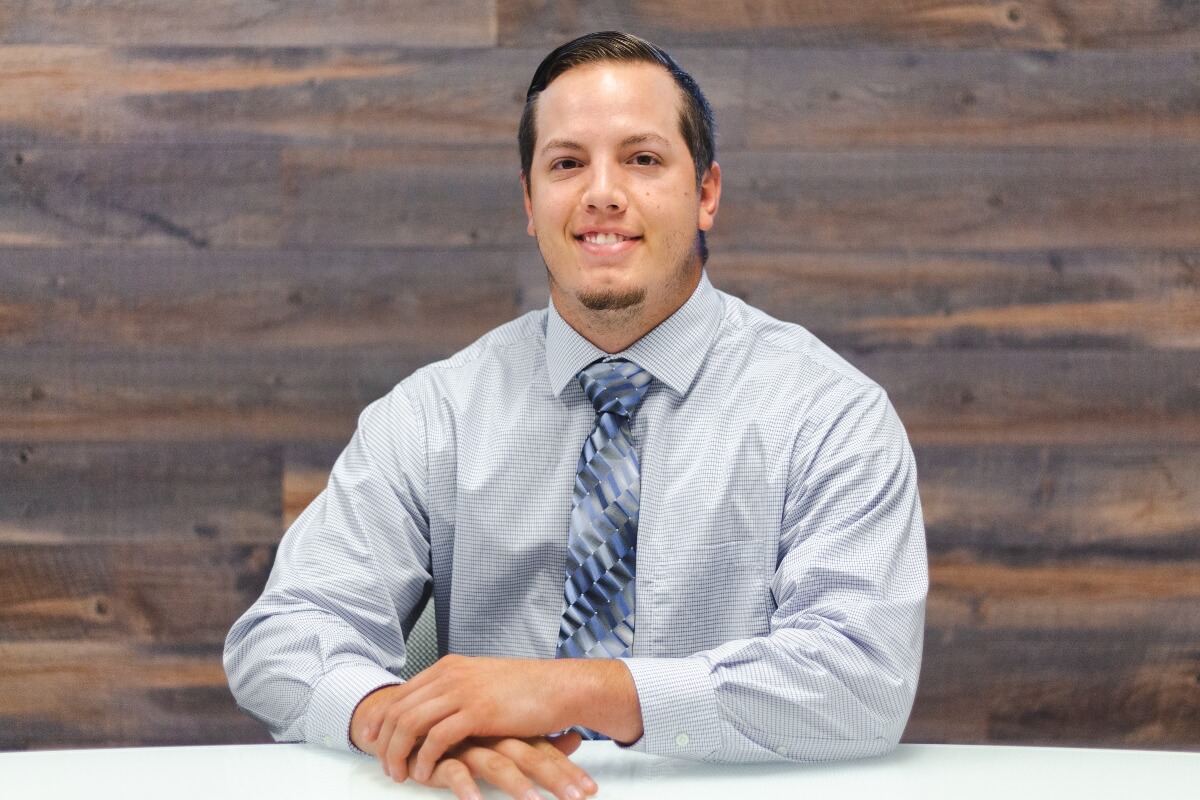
[580,161,627,213]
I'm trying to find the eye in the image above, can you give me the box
[551,158,583,171]
[631,153,660,166]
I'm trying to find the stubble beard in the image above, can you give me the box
[576,286,647,311]
[539,232,701,326]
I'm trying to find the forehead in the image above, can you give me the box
[534,61,683,145]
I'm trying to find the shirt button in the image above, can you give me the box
[323,735,334,748]
[675,733,690,748]
[775,745,788,757]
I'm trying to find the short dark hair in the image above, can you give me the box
[518,31,717,262]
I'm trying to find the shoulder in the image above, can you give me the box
[371,309,549,417]
[711,289,883,403]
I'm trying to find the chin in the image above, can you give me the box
[577,287,647,312]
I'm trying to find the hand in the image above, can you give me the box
[404,734,597,800]
[352,655,641,783]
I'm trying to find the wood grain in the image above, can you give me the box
[0,641,271,749]
[917,445,1200,559]
[715,148,1200,251]
[0,144,280,248]
[0,46,746,148]
[745,48,1200,149]
[859,349,1200,437]
[0,1,496,47]
[0,541,276,642]
[499,0,1200,50]
[0,248,541,349]
[709,250,1196,352]
[912,555,1200,748]
[0,441,281,544]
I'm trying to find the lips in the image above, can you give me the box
[575,230,641,246]
[580,232,632,245]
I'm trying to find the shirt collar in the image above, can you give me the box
[545,272,723,397]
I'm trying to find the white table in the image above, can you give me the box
[2,741,1198,799]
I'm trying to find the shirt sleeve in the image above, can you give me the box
[622,386,928,763]
[223,385,432,752]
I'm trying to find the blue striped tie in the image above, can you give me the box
[557,361,651,728]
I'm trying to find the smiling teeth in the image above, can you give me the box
[583,233,629,244]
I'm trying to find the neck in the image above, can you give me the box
[551,263,702,353]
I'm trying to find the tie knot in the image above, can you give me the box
[578,360,652,417]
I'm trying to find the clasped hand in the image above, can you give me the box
[351,655,639,800]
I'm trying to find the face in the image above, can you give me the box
[522,61,721,341]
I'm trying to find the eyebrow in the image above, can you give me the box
[539,133,673,156]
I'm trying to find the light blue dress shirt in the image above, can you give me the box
[224,273,927,762]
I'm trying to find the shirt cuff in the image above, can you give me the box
[305,662,403,753]
[621,657,723,759]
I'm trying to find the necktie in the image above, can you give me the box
[558,360,652,664]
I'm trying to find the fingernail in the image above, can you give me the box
[582,776,598,793]
[523,790,541,800]
[565,786,583,800]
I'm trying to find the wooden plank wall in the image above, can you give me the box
[1,1,1197,751]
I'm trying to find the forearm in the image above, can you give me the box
[622,600,924,763]
[557,658,644,743]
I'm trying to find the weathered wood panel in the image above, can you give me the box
[0,641,271,749]
[0,442,281,545]
[0,144,280,248]
[745,49,1200,149]
[499,0,1200,50]
[0,248,541,349]
[860,349,1200,441]
[709,250,1195,352]
[0,541,276,642]
[10,45,1200,151]
[0,1,496,47]
[280,145,530,248]
[0,343,436,442]
[915,556,1200,748]
[0,46,746,149]
[715,148,1200,251]
[917,445,1200,558]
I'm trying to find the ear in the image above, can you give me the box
[697,161,721,232]
[521,172,535,237]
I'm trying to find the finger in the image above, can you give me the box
[547,730,583,756]
[511,737,596,798]
[413,712,475,782]
[459,743,540,800]
[424,756,483,800]
[373,711,400,776]
[364,674,441,742]
[381,694,460,782]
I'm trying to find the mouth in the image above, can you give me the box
[575,232,640,245]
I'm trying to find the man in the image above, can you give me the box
[225,31,927,800]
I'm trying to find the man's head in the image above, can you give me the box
[519,31,717,194]
[518,32,721,352]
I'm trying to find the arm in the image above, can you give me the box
[224,387,599,800]
[623,386,927,762]
[367,387,926,768]
[223,387,432,750]
[354,655,642,782]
